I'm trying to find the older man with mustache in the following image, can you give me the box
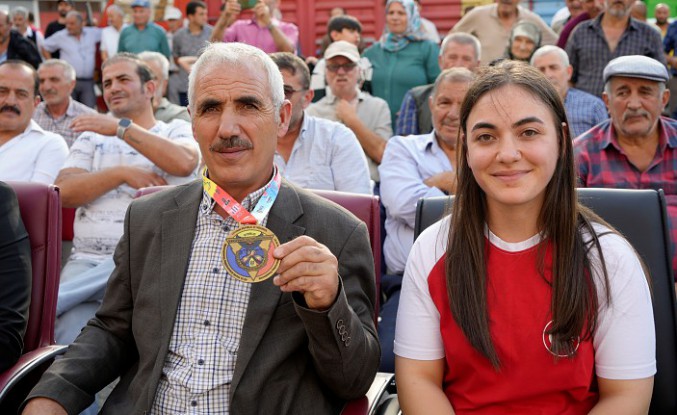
[574,55,677,288]
[0,60,68,184]
[33,59,95,147]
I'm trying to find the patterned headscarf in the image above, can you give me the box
[380,0,424,52]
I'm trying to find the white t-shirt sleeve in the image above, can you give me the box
[63,132,97,172]
[394,217,449,360]
[590,225,656,379]
[31,133,69,184]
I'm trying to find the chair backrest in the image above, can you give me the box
[135,186,383,323]
[7,182,62,351]
[414,188,677,414]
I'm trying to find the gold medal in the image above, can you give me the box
[222,225,281,283]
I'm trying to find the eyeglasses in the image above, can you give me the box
[326,62,358,73]
[283,85,306,99]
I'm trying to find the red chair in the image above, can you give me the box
[0,182,67,412]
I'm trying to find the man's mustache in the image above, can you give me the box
[0,105,21,116]
[209,136,253,152]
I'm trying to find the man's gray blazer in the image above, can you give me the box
[27,180,380,414]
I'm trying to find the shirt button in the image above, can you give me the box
[191,400,197,407]
[213,267,219,274]
[198,359,204,365]
[203,320,210,326]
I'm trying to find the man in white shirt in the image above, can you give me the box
[100,5,126,62]
[0,60,68,184]
[54,53,199,347]
[270,52,372,194]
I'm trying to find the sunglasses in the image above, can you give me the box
[326,62,358,73]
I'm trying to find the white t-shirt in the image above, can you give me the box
[395,216,656,380]
[0,120,69,184]
[100,24,126,57]
[65,119,198,261]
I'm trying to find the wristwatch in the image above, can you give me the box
[116,118,132,139]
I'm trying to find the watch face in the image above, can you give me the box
[119,118,132,128]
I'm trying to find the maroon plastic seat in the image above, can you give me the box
[0,182,67,412]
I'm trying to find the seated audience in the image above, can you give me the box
[363,0,441,128]
[396,32,480,136]
[531,45,607,137]
[42,11,101,108]
[575,55,677,282]
[0,10,42,69]
[309,15,372,101]
[270,52,372,194]
[211,0,298,53]
[0,181,31,373]
[53,53,199,347]
[33,59,96,147]
[379,68,473,372]
[138,51,191,123]
[396,60,655,414]
[566,0,665,97]
[0,60,68,184]
[22,41,379,415]
[307,41,391,183]
[450,0,557,65]
[504,21,541,62]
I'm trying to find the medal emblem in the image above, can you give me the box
[222,225,280,283]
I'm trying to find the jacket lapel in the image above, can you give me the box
[230,181,305,397]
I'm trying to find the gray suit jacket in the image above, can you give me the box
[27,180,380,414]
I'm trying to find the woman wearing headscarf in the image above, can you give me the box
[504,21,542,62]
[363,0,440,127]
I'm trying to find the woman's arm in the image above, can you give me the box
[396,356,455,415]
[588,377,653,414]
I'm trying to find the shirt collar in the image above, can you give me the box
[604,117,677,150]
[326,88,363,104]
[199,165,278,216]
[421,131,439,152]
[248,17,281,28]
[489,4,523,19]
[592,12,638,31]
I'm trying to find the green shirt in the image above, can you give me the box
[118,23,171,59]
[363,40,440,127]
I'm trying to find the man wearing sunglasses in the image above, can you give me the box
[271,52,372,194]
[307,41,392,184]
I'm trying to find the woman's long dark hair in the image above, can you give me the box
[446,60,611,368]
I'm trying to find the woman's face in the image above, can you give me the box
[510,35,536,61]
[464,84,561,215]
[386,2,408,35]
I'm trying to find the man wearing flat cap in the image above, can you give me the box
[574,55,677,286]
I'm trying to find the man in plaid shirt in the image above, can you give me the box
[574,55,677,282]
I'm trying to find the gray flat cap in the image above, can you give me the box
[603,55,669,84]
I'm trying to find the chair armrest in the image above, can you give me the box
[0,345,68,402]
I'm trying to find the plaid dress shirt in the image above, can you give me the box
[565,87,609,138]
[574,116,677,280]
[395,91,419,136]
[566,14,666,97]
[150,180,271,414]
[32,98,95,147]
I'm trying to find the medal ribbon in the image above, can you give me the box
[202,167,281,225]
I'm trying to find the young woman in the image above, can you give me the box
[394,61,655,414]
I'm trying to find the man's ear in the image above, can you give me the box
[301,88,314,109]
[277,100,292,138]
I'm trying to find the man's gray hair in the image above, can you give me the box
[66,10,83,23]
[107,4,124,17]
[440,32,481,62]
[11,6,29,20]
[431,67,475,98]
[39,59,76,82]
[138,51,170,81]
[188,42,284,114]
[530,45,569,67]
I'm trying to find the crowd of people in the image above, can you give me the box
[0,0,673,413]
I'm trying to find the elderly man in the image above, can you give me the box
[0,10,42,69]
[118,0,171,59]
[566,0,666,98]
[172,1,213,107]
[574,55,677,282]
[43,11,101,108]
[271,52,372,194]
[51,53,199,348]
[396,32,480,136]
[211,0,298,53]
[33,59,96,147]
[0,60,68,184]
[138,51,190,123]
[22,41,379,415]
[531,45,607,137]
[307,41,391,183]
[100,5,126,62]
[378,67,474,372]
[450,0,556,65]
[11,7,45,52]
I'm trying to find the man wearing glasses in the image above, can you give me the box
[307,41,392,184]
[270,52,372,194]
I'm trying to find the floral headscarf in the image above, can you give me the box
[380,0,424,52]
